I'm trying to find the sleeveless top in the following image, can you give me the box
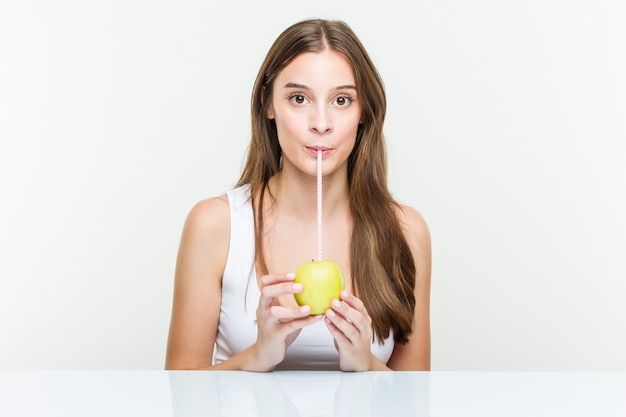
[213,185,395,370]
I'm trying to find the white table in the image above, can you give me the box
[1,371,625,416]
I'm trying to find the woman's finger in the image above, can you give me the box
[260,272,296,287]
[330,292,372,334]
[258,273,299,310]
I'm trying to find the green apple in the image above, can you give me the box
[294,260,345,315]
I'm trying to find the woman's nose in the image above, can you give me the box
[309,106,332,134]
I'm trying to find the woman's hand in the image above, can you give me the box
[324,290,376,371]
[250,272,323,371]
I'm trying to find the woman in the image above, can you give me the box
[165,18,431,371]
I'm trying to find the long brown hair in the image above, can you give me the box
[237,19,416,344]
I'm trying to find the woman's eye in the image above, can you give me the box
[335,96,352,106]
[289,94,307,105]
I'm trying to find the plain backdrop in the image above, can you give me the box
[1,0,625,370]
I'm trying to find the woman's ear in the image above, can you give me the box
[262,85,275,120]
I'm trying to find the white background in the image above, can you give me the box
[1,0,625,370]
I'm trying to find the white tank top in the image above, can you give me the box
[213,185,395,370]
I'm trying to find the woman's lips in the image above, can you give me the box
[306,147,333,158]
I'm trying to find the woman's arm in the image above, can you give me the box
[165,196,322,371]
[324,204,431,371]
[386,204,432,371]
[165,196,231,370]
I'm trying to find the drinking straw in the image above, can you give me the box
[317,150,323,262]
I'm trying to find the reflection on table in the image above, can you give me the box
[0,371,625,416]
[169,371,429,416]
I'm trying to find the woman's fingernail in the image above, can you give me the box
[293,283,303,291]
[331,299,341,309]
[286,273,296,278]
[340,290,349,298]
[300,305,311,314]
[326,309,336,318]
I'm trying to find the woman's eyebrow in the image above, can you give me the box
[283,82,310,90]
[283,82,357,91]
[335,84,357,91]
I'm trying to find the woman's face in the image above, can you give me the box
[268,49,362,179]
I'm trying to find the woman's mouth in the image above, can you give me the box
[306,147,333,158]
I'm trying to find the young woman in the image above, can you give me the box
[165,18,431,371]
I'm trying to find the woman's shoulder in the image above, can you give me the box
[182,184,252,251]
[395,203,428,231]
[183,194,231,241]
[189,194,229,219]
[394,203,431,254]
[176,194,233,279]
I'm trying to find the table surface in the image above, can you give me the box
[1,370,625,416]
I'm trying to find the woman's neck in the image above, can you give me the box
[268,166,350,221]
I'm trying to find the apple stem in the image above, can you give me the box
[317,150,323,262]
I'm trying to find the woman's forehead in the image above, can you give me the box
[275,50,356,91]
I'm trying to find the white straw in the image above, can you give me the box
[317,150,323,262]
